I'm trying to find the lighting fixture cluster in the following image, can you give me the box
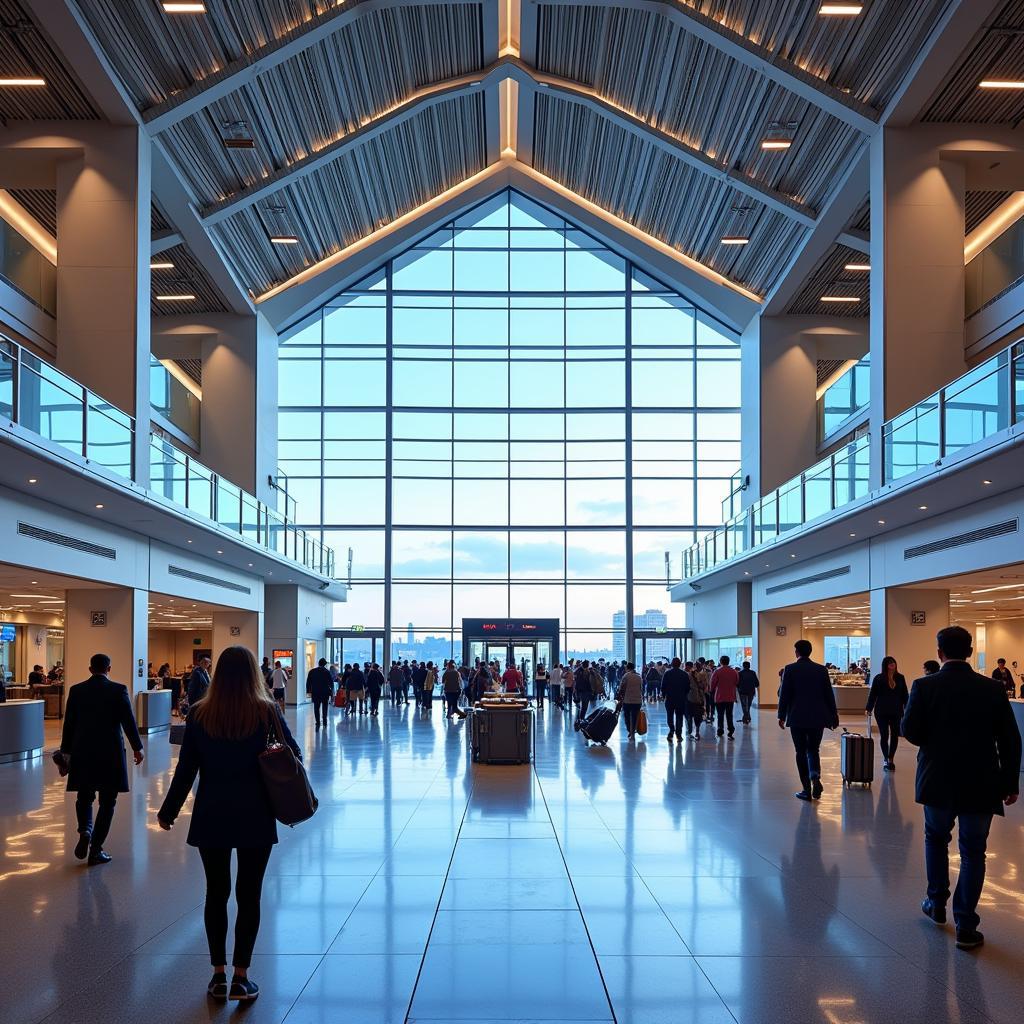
[221,119,255,150]
[265,204,300,246]
[760,120,799,151]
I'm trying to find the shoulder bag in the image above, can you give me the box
[635,706,648,736]
[259,712,319,827]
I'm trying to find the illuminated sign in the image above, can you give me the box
[351,625,365,632]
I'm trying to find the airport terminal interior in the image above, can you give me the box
[1,1,1024,1022]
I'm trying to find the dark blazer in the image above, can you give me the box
[366,668,384,696]
[737,668,760,696]
[307,666,334,699]
[901,661,1021,815]
[158,707,301,847]
[777,657,839,731]
[347,667,366,692]
[187,667,210,706]
[60,675,143,793]
[661,667,690,706]
[866,672,909,718]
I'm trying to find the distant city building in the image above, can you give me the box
[407,622,414,645]
[612,609,672,661]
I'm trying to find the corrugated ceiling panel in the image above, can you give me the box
[965,190,1014,234]
[0,0,99,119]
[211,91,488,295]
[921,0,1024,124]
[151,243,230,316]
[787,243,870,316]
[848,198,871,235]
[9,188,56,236]
[151,201,173,234]
[159,5,484,205]
[535,4,861,211]
[673,0,953,109]
[532,93,806,297]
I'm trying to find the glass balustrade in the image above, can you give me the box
[966,215,1024,316]
[0,217,56,314]
[150,357,200,441]
[819,357,869,439]
[1,332,334,578]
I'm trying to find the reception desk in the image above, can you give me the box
[833,684,870,713]
[0,699,45,764]
[135,689,172,734]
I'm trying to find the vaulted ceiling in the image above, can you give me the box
[3,1,1023,332]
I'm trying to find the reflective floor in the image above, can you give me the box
[1,703,1022,1024]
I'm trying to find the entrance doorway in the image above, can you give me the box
[462,618,560,690]
[633,630,692,668]
[327,629,386,669]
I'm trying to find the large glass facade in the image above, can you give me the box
[277,190,740,661]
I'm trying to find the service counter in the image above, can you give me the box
[0,699,45,764]
[135,689,172,734]
[833,684,870,713]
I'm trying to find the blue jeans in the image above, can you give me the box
[923,806,993,932]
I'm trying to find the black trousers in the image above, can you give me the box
[685,701,704,734]
[665,703,685,735]
[790,726,825,791]
[312,694,330,727]
[716,702,735,734]
[75,789,118,848]
[445,693,459,716]
[577,696,592,721]
[875,713,900,761]
[198,846,273,968]
[739,693,754,721]
[535,683,546,708]
[623,703,641,734]
[369,691,380,713]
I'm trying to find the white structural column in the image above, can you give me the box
[868,128,967,489]
[64,587,148,695]
[211,609,263,667]
[55,126,151,484]
[869,587,950,681]
[152,312,279,503]
[753,608,805,697]
[741,316,868,501]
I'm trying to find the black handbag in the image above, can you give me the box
[258,712,318,826]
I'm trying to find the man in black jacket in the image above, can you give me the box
[737,661,760,724]
[307,658,334,729]
[902,626,1021,950]
[661,658,690,742]
[777,639,839,802]
[60,654,144,865]
[187,657,212,707]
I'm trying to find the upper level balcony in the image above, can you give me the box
[1,332,336,582]
[682,335,1024,582]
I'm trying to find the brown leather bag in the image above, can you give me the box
[258,712,318,826]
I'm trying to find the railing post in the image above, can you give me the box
[81,385,89,462]
[937,388,946,461]
[1010,346,1018,428]
[11,342,20,424]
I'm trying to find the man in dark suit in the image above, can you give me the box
[901,626,1021,950]
[60,653,144,865]
[307,657,334,729]
[187,656,212,707]
[777,639,839,802]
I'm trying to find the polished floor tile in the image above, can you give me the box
[2,704,1022,1023]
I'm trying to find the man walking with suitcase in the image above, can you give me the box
[777,639,838,802]
[902,626,1021,950]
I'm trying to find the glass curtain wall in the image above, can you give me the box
[277,190,740,663]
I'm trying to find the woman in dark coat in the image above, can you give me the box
[158,646,301,1003]
[866,655,910,772]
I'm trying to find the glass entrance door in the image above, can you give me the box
[487,644,508,671]
[329,632,385,668]
[513,645,534,689]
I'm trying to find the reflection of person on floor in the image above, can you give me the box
[777,639,839,802]
[901,625,1021,950]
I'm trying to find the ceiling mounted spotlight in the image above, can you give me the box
[266,204,299,246]
[761,119,799,150]
[221,120,255,149]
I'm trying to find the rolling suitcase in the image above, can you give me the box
[841,718,874,787]
[575,704,619,745]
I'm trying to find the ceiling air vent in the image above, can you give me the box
[904,519,1018,560]
[17,522,117,559]
[168,564,251,595]
[765,565,851,595]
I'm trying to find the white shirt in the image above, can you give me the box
[549,667,562,688]
[271,668,288,689]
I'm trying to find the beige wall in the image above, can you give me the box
[977,619,1024,677]
[147,629,212,674]
[65,587,147,692]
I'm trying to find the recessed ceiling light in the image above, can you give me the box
[0,77,46,87]
[743,571,751,576]
[270,235,300,245]
[877,519,885,524]
[982,479,992,485]
[216,549,223,554]
[187,539,192,543]
[844,263,870,271]
[819,4,863,14]
[27,477,37,484]
[150,260,175,270]
[760,139,792,150]
[979,80,1024,89]
[94,503,104,509]
[248,563,254,567]
[720,236,749,245]
[821,295,860,303]
[849,532,856,537]
[162,2,206,11]
[918,505,928,510]
[156,293,196,301]
[790,554,796,558]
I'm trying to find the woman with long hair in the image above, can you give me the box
[158,646,302,1003]
[866,654,909,772]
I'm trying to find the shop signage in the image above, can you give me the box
[776,625,787,637]
[230,626,241,637]
[91,610,106,627]
[911,610,926,625]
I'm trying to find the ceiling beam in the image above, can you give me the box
[761,147,870,318]
[200,57,817,231]
[141,0,484,136]
[151,229,183,254]
[200,65,507,226]
[544,0,878,135]
[837,230,870,255]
